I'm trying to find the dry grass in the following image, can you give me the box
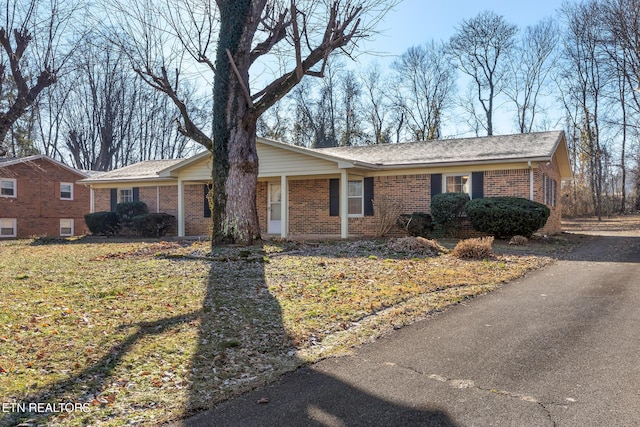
[0,236,554,426]
[451,237,494,260]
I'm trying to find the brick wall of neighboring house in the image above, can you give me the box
[0,158,90,239]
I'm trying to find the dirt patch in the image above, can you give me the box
[562,214,640,236]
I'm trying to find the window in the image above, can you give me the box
[60,182,73,200]
[0,178,16,197]
[0,218,16,237]
[348,180,363,216]
[543,174,556,207]
[445,174,470,194]
[60,219,74,237]
[119,188,133,203]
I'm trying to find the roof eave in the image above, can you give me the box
[79,176,178,185]
[373,156,553,170]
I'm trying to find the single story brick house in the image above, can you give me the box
[79,130,572,239]
[0,155,91,239]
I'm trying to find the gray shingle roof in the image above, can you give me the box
[83,159,184,182]
[312,131,564,166]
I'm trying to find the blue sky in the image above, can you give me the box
[358,0,564,64]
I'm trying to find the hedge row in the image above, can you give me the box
[85,201,176,237]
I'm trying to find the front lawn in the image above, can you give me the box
[1,237,553,426]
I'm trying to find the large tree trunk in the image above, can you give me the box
[212,0,262,245]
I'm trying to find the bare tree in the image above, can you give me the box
[361,63,392,144]
[391,41,455,140]
[449,10,517,136]
[0,0,82,156]
[560,0,607,219]
[601,0,640,211]
[506,17,559,133]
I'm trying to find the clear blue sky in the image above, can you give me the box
[358,0,564,64]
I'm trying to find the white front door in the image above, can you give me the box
[268,183,282,234]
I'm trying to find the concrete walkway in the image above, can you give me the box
[169,231,640,426]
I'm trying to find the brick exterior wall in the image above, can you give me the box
[0,158,90,239]
[288,179,341,236]
[89,161,564,240]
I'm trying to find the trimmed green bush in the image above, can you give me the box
[430,192,470,236]
[116,201,148,226]
[396,212,434,237]
[466,197,550,238]
[131,213,176,237]
[84,211,120,236]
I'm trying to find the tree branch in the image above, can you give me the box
[133,66,212,150]
[226,49,254,108]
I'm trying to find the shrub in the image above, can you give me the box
[131,213,176,237]
[430,192,470,236]
[452,236,494,259]
[84,211,120,236]
[116,201,148,226]
[372,195,404,237]
[396,212,434,237]
[466,197,550,238]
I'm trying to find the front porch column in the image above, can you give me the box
[177,179,185,237]
[340,170,349,238]
[280,175,288,238]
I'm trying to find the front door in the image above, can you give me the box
[268,183,281,235]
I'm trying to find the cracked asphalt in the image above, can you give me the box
[170,231,640,426]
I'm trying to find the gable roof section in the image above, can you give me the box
[0,155,90,178]
[315,131,565,166]
[80,159,183,184]
[79,130,572,184]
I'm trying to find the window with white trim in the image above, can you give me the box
[60,219,74,236]
[60,182,73,200]
[119,188,133,203]
[0,218,16,237]
[348,180,363,216]
[444,174,470,195]
[0,178,16,197]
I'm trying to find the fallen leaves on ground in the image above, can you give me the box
[0,235,560,426]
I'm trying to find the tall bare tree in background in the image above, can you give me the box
[601,0,640,211]
[560,0,607,219]
[506,17,559,133]
[449,10,517,136]
[0,0,81,156]
[391,41,456,140]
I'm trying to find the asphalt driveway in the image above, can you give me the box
[170,230,640,426]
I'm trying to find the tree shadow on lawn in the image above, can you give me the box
[1,242,457,426]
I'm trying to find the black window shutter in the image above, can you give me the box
[110,189,117,212]
[204,184,212,218]
[431,173,442,197]
[329,178,340,217]
[364,177,374,216]
[471,172,484,199]
[133,187,140,201]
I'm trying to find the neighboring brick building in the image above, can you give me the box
[0,155,91,239]
[80,131,572,239]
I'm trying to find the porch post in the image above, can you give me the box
[177,179,185,237]
[340,170,348,238]
[280,174,288,238]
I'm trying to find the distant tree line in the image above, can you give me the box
[0,0,639,217]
